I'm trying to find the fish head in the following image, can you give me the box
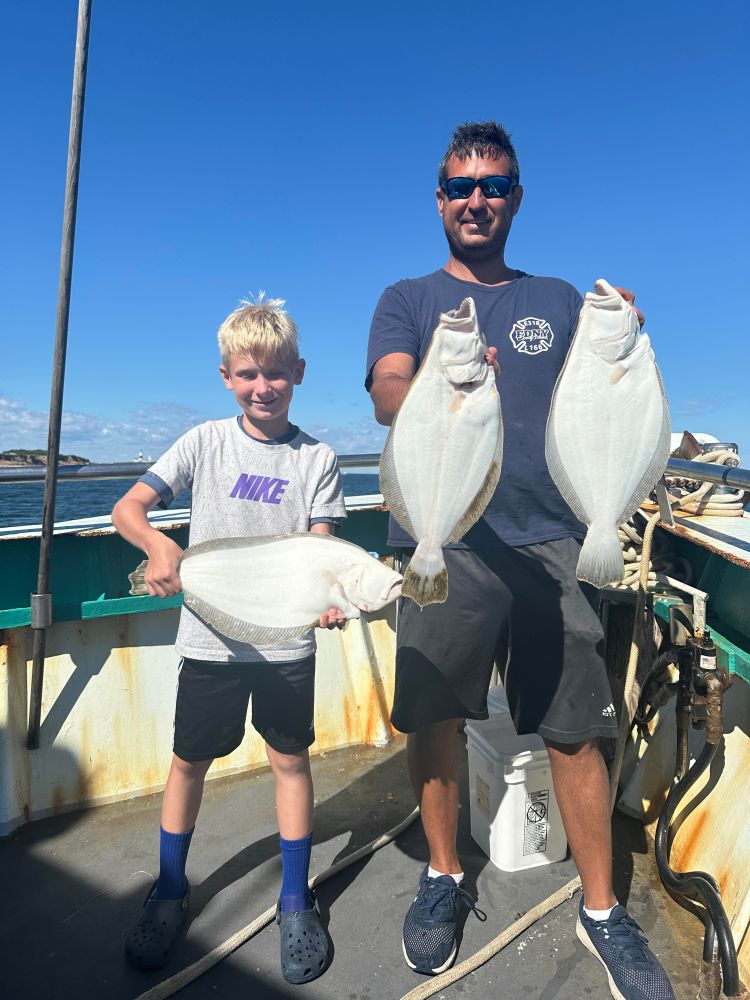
[337,559,403,614]
[437,298,487,385]
[584,279,640,364]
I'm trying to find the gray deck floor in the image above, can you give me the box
[1,734,704,1000]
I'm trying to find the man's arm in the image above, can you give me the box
[369,352,417,426]
[112,482,184,597]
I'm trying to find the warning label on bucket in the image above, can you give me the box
[476,774,490,818]
[523,789,549,855]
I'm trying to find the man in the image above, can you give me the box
[365,121,675,1000]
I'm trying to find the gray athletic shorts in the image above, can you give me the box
[392,538,618,744]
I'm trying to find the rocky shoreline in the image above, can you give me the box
[0,450,91,467]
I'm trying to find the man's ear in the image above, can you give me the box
[219,363,232,389]
[512,185,524,216]
[293,359,306,385]
[436,187,446,219]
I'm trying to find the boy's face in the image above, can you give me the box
[220,352,305,440]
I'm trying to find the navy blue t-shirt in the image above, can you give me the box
[365,269,587,549]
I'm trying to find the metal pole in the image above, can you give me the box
[27,0,93,749]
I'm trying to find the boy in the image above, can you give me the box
[112,295,346,985]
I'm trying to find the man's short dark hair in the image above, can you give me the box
[438,121,520,187]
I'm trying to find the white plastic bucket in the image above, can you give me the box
[466,716,567,872]
[486,682,513,724]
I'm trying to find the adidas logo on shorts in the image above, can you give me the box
[601,703,616,718]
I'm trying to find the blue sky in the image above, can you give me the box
[2,1,749,464]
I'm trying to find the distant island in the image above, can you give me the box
[0,449,91,467]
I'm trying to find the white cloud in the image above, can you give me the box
[0,395,208,462]
[305,417,387,457]
[0,396,388,463]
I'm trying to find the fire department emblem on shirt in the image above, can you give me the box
[509,317,554,355]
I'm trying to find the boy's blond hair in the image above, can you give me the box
[217,293,300,369]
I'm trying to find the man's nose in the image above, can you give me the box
[468,184,488,211]
[255,375,273,395]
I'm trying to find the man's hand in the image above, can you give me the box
[319,607,346,630]
[613,286,645,328]
[485,346,500,375]
[144,534,184,597]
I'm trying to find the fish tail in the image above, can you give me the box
[576,525,624,588]
[128,559,149,596]
[402,543,448,607]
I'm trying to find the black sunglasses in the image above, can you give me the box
[440,175,516,201]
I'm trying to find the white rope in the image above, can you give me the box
[665,449,745,517]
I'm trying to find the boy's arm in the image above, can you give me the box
[112,482,184,598]
[310,521,345,629]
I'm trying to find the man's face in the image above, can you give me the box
[437,153,523,261]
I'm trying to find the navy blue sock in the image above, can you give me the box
[279,833,313,913]
[154,826,194,900]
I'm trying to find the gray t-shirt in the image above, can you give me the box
[141,417,347,663]
[366,270,586,549]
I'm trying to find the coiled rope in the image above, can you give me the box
[665,448,745,517]
[613,447,745,591]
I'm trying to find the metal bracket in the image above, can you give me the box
[30,593,53,630]
[654,476,675,527]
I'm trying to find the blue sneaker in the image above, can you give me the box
[402,866,485,975]
[576,898,676,999]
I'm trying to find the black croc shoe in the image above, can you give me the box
[125,878,190,971]
[276,891,331,985]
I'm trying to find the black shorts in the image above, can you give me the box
[392,538,618,744]
[173,655,316,761]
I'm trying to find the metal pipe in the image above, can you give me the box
[0,452,382,486]
[666,456,750,492]
[27,0,93,750]
[655,674,741,995]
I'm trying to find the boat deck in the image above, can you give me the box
[1,734,702,1000]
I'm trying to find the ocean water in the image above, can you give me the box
[0,472,381,529]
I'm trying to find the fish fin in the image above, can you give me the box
[446,406,504,543]
[184,592,312,645]
[616,371,671,523]
[183,532,309,560]
[544,381,590,525]
[609,363,628,384]
[128,560,150,596]
[576,524,624,588]
[402,543,448,607]
[379,422,417,539]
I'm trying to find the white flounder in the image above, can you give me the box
[128,533,402,645]
[380,297,503,606]
[545,278,671,587]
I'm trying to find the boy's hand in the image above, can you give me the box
[144,535,184,597]
[319,607,346,630]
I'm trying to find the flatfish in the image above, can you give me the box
[128,533,402,644]
[380,297,503,606]
[545,278,670,587]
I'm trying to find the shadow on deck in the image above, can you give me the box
[0,734,702,999]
